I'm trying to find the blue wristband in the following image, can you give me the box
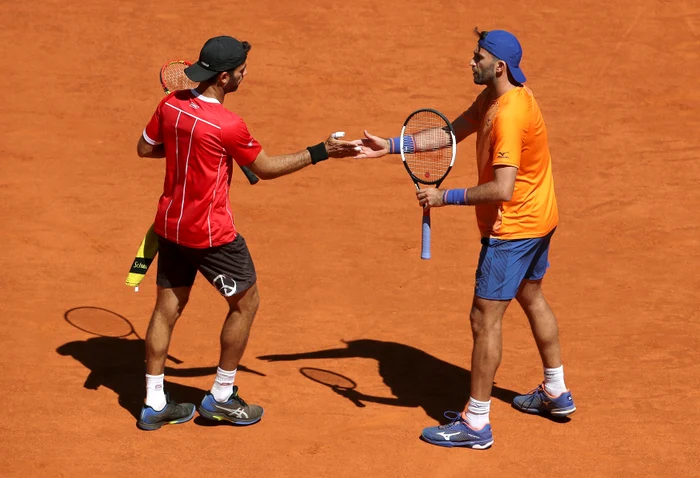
[389,136,415,154]
[443,188,469,205]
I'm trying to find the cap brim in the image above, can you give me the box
[509,65,526,84]
[184,63,218,82]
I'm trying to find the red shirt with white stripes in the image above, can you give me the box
[143,89,262,248]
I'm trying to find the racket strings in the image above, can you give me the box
[161,62,198,92]
[404,111,454,183]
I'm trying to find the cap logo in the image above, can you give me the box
[201,61,210,67]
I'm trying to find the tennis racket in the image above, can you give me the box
[400,108,457,260]
[300,367,366,408]
[159,60,260,185]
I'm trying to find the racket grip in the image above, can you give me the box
[240,165,260,185]
[421,208,431,260]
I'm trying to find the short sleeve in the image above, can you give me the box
[221,117,262,167]
[462,98,480,127]
[143,95,171,145]
[461,89,489,127]
[490,99,529,169]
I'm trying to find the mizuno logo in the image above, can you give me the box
[437,432,460,440]
[497,151,509,159]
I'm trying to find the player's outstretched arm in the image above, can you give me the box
[353,125,458,158]
[247,132,360,180]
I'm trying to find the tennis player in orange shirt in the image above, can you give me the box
[356,28,575,449]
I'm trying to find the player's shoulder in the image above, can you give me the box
[156,91,178,107]
[498,87,533,116]
[159,89,194,108]
[217,108,249,129]
[474,87,491,104]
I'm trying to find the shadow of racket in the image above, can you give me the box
[300,367,365,408]
[64,306,183,364]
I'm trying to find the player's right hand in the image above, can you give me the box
[325,133,363,158]
[351,130,390,159]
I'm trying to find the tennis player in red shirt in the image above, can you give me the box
[135,36,360,430]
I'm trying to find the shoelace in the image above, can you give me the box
[438,411,465,429]
[522,382,547,406]
[231,387,249,408]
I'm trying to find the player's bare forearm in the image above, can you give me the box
[462,181,512,204]
[465,165,517,204]
[419,181,509,209]
[248,150,313,180]
[414,127,452,151]
[417,166,517,208]
[249,137,358,179]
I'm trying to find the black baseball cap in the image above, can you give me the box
[184,36,251,82]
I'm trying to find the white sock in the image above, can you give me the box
[463,397,490,430]
[145,374,166,411]
[544,365,567,396]
[211,367,237,402]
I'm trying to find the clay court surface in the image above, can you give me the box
[2,0,700,476]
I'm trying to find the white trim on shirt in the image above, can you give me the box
[142,128,162,145]
[190,89,221,104]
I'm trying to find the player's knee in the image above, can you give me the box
[154,297,189,325]
[229,284,260,316]
[469,308,500,336]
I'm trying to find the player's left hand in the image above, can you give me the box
[350,130,389,159]
[416,188,445,209]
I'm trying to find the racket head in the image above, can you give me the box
[299,367,357,390]
[64,306,136,338]
[400,108,457,186]
[159,60,199,94]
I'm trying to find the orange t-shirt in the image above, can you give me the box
[462,86,558,239]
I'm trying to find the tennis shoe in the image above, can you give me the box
[137,395,195,431]
[512,382,576,416]
[421,411,494,449]
[198,386,263,425]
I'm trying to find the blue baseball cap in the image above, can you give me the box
[478,30,526,84]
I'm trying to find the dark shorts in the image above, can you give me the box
[156,234,257,297]
[474,228,555,301]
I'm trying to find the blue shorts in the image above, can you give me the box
[474,228,555,301]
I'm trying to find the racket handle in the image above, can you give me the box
[240,165,260,185]
[421,208,431,260]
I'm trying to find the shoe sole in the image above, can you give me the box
[137,408,196,431]
[512,404,576,417]
[421,435,494,449]
[198,406,263,426]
